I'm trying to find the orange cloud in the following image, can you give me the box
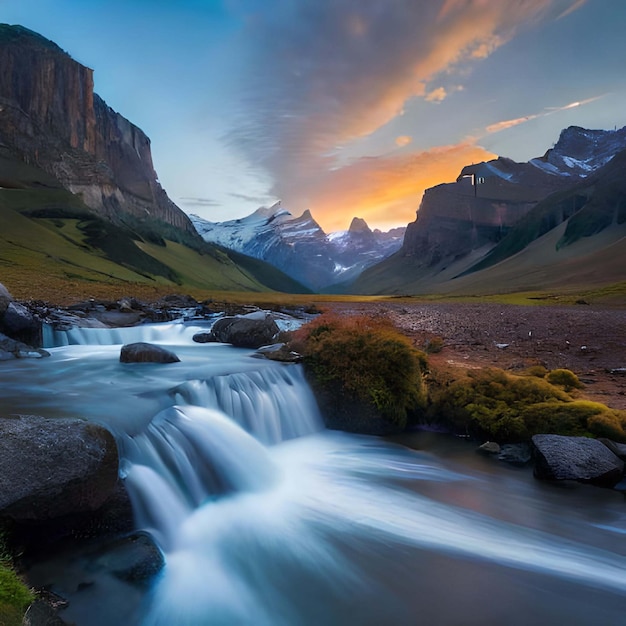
[486,115,538,134]
[286,142,497,232]
[425,87,447,102]
[485,94,606,135]
[395,135,413,147]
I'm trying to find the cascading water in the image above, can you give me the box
[5,322,626,625]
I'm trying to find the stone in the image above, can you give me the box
[498,443,532,465]
[599,438,626,462]
[0,332,49,359]
[0,281,12,316]
[532,434,624,487]
[254,343,303,363]
[477,441,501,455]
[120,342,180,363]
[0,301,42,346]
[192,332,213,343]
[208,313,280,349]
[0,415,119,521]
[92,532,164,586]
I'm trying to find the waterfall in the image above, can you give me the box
[121,405,278,551]
[171,366,322,444]
[42,320,209,348]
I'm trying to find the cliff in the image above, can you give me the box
[0,24,193,232]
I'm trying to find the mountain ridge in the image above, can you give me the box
[350,125,626,295]
[191,204,405,290]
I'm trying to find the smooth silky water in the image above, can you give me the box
[2,321,626,625]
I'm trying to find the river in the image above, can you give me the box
[2,321,626,625]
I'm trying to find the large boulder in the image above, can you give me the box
[532,434,624,487]
[0,416,119,521]
[1,301,42,346]
[120,342,180,363]
[204,312,280,348]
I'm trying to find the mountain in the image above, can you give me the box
[351,126,626,295]
[0,24,308,299]
[191,205,405,291]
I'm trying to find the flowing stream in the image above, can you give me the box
[3,321,626,625]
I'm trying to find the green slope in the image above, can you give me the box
[0,155,303,301]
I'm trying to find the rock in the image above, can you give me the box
[120,342,180,363]
[0,332,49,359]
[0,416,119,521]
[254,343,303,363]
[0,281,12,316]
[498,443,532,465]
[192,332,213,343]
[0,301,42,345]
[477,441,501,455]
[599,438,626,462]
[208,313,280,348]
[532,434,624,487]
[23,598,68,626]
[92,532,164,586]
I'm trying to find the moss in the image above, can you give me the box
[291,314,427,428]
[428,366,626,443]
[0,532,34,626]
[546,368,583,391]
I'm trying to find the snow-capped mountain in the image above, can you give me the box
[533,125,626,177]
[190,204,405,291]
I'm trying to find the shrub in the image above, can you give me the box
[546,368,583,391]
[430,366,626,443]
[424,336,444,354]
[291,314,427,428]
[525,365,548,378]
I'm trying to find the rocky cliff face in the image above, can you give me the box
[0,24,193,232]
[400,127,626,267]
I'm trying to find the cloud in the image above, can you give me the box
[485,94,606,135]
[395,135,413,147]
[179,197,221,207]
[425,87,447,103]
[227,1,585,219]
[228,192,274,204]
[283,141,497,231]
[557,0,588,20]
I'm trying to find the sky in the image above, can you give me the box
[2,1,626,232]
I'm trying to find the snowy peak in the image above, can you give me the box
[191,206,405,290]
[537,125,626,177]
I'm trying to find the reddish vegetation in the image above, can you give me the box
[324,302,626,410]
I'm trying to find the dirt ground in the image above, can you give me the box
[325,302,626,410]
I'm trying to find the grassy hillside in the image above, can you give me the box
[0,155,306,301]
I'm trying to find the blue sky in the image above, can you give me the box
[2,0,625,231]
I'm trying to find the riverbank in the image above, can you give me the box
[324,301,626,410]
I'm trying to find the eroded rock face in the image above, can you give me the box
[532,434,624,487]
[120,342,180,364]
[0,24,194,233]
[0,416,119,521]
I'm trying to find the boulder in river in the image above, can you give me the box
[532,434,624,487]
[0,332,49,360]
[0,415,119,521]
[120,342,180,363]
[203,312,280,348]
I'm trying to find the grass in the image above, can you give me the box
[0,532,34,626]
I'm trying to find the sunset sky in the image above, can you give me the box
[2,0,626,232]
